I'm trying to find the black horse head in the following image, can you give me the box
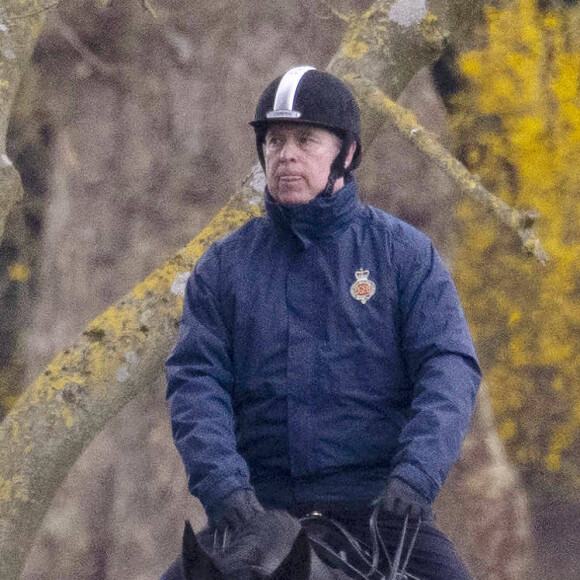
[181,511,346,580]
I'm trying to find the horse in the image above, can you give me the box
[179,508,422,580]
[181,510,349,580]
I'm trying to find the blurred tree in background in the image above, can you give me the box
[447,0,580,573]
[451,0,580,504]
[0,0,577,578]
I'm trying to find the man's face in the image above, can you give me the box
[263,123,343,205]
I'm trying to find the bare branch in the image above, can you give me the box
[367,87,549,264]
[141,0,158,18]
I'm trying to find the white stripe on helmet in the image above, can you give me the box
[266,65,316,119]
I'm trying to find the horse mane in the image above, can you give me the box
[206,510,303,576]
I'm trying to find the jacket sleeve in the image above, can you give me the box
[390,236,481,503]
[165,244,253,514]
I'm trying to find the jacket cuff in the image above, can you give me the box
[389,462,438,503]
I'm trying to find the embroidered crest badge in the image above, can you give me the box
[350,269,376,304]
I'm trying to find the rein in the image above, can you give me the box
[300,514,378,580]
[300,505,423,580]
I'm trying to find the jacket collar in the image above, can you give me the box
[265,178,360,249]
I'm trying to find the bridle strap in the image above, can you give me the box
[308,536,380,580]
[300,514,381,580]
[300,509,423,580]
[369,504,423,580]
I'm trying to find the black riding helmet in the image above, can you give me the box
[250,66,362,194]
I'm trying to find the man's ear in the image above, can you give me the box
[343,140,357,171]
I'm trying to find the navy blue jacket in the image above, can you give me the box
[166,179,481,514]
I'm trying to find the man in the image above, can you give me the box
[165,66,481,578]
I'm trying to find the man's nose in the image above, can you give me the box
[279,139,299,160]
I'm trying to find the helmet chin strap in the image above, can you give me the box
[322,174,338,197]
[321,136,353,197]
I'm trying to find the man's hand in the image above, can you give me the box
[208,489,264,533]
[376,477,433,521]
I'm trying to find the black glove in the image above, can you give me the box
[376,477,433,521]
[207,488,264,533]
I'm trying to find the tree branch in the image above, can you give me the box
[368,87,548,263]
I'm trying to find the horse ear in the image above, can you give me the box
[182,521,224,580]
[270,528,311,580]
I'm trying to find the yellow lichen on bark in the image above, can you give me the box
[7,189,265,414]
[0,475,29,503]
[419,12,443,45]
[338,3,377,60]
[7,262,29,281]
[329,0,446,109]
[343,40,370,59]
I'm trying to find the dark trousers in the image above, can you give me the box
[160,505,473,580]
